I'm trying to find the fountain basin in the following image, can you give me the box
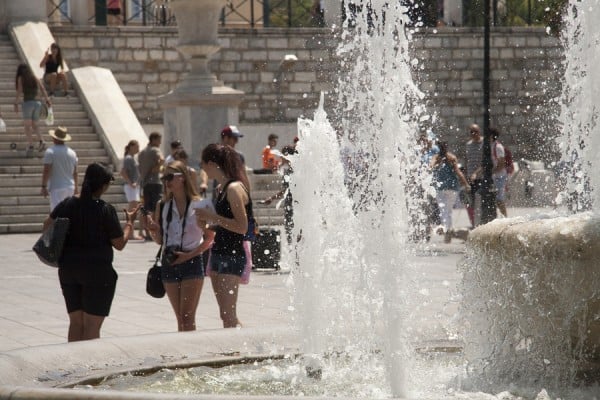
[0,327,300,400]
[461,212,600,386]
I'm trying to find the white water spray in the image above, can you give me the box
[290,1,428,396]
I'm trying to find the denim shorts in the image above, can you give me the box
[494,174,508,202]
[161,255,204,283]
[22,100,41,121]
[210,252,246,277]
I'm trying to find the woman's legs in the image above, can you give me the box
[44,73,57,94]
[164,278,203,331]
[23,119,34,148]
[67,310,105,341]
[436,189,458,231]
[58,72,68,93]
[211,274,241,328]
[127,200,142,239]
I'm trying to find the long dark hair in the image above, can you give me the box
[438,141,449,159]
[201,143,244,183]
[15,64,37,91]
[50,43,64,69]
[81,163,114,200]
[124,139,138,157]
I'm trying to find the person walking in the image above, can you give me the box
[14,63,51,157]
[490,127,509,218]
[261,145,296,245]
[39,43,68,96]
[41,126,78,211]
[430,141,469,241]
[120,139,144,240]
[465,123,483,228]
[42,162,139,342]
[196,144,253,328]
[138,132,164,239]
[144,161,215,332]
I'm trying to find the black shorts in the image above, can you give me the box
[59,267,117,316]
[143,183,163,213]
[107,8,121,15]
[210,252,245,277]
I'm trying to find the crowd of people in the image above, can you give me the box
[418,123,512,243]
[40,124,300,342]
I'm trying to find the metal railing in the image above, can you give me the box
[220,0,323,28]
[47,0,73,24]
[47,0,176,26]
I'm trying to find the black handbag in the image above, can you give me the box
[146,246,165,298]
[33,217,70,267]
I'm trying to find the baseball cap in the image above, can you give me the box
[221,125,243,138]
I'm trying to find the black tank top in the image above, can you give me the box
[212,180,252,255]
[45,58,59,74]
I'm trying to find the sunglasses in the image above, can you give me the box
[161,172,183,182]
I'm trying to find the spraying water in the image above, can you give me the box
[557,0,600,211]
[289,1,428,397]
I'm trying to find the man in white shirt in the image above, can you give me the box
[41,126,78,211]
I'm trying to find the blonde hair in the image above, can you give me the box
[163,160,199,201]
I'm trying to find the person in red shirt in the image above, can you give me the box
[261,133,279,172]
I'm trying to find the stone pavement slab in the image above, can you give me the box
[0,207,554,353]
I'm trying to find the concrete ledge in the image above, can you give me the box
[462,212,600,385]
[71,66,148,169]
[0,326,299,399]
[10,21,69,80]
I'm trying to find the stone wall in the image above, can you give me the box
[51,26,564,162]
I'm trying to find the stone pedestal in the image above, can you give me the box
[159,0,245,164]
[462,213,600,384]
[159,87,244,165]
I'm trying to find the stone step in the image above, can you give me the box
[0,174,125,188]
[0,117,91,126]
[0,156,112,166]
[0,126,96,134]
[0,103,85,112]
[0,90,82,101]
[0,148,107,158]
[0,142,104,152]
[0,164,97,174]
[0,192,126,206]
[0,133,98,142]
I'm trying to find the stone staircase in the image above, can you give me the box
[0,34,127,233]
[247,172,285,228]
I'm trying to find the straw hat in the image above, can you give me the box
[48,126,72,142]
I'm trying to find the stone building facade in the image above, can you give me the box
[51,26,564,162]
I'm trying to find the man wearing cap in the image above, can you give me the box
[41,126,78,211]
[164,139,183,166]
[219,125,250,190]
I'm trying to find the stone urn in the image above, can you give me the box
[169,0,226,94]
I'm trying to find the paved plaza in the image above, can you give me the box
[0,207,552,353]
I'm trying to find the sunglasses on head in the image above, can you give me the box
[161,172,183,182]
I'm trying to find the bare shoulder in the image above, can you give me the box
[227,181,249,200]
